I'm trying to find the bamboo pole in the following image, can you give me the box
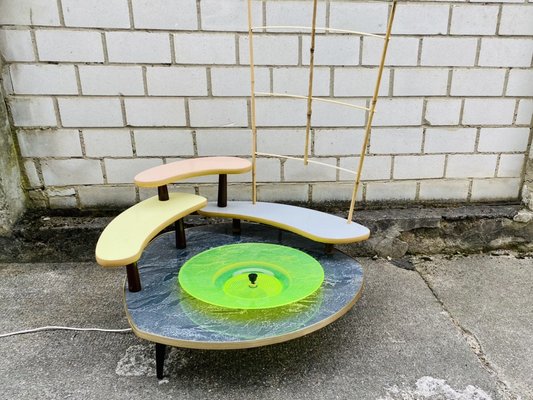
[256,152,357,175]
[247,0,258,204]
[304,0,319,165]
[347,0,397,224]
[255,92,371,111]
[251,26,386,40]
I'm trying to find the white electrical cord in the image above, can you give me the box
[0,326,132,338]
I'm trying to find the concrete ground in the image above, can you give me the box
[0,253,531,400]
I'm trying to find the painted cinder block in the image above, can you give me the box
[478,128,530,153]
[366,181,417,201]
[10,64,78,95]
[424,99,462,126]
[189,99,248,128]
[370,128,423,154]
[329,2,389,34]
[79,66,144,96]
[421,38,477,67]
[106,32,172,63]
[334,68,390,97]
[36,30,104,62]
[424,128,477,154]
[59,98,123,128]
[83,130,133,157]
[393,68,449,96]
[62,0,130,28]
[499,5,533,36]
[0,30,35,62]
[479,39,533,67]
[131,0,197,30]
[302,36,360,66]
[41,159,104,185]
[506,70,533,97]
[419,180,470,201]
[134,130,194,157]
[0,0,60,26]
[446,155,498,178]
[284,158,337,182]
[78,186,137,208]
[241,35,299,66]
[211,67,269,96]
[393,155,446,180]
[147,67,208,96]
[338,156,392,181]
[175,33,236,64]
[450,69,506,96]
[363,37,419,66]
[10,97,57,127]
[450,5,499,35]
[393,4,449,35]
[17,129,82,157]
[498,154,526,178]
[196,129,251,156]
[124,98,186,127]
[470,178,521,201]
[105,158,163,184]
[201,0,261,32]
[462,99,516,125]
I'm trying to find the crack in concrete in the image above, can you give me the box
[415,267,521,400]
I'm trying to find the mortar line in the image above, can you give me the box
[415,268,519,400]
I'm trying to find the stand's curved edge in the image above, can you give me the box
[135,157,252,188]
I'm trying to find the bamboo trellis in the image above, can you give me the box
[246,0,398,222]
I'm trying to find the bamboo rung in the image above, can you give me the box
[255,92,371,112]
[251,25,387,39]
[255,152,357,175]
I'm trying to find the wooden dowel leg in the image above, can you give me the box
[232,218,241,235]
[126,262,141,292]
[175,219,186,249]
[218,174,228,207]
[155,343,166,380]
[158,185,169,201]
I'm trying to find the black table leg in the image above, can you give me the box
[156,343,166,379]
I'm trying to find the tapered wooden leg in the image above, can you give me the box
[155,343,166,379]
[158,185,169,201]
[126,262,141,292]
[218,174,227,207]
[175,219,186,249]
[232,218,241,235]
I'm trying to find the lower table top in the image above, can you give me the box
[124,223,364,349]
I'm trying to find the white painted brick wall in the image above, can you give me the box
[9,97,57,127]
[41,159,103,185]
[201,0,261,32]
[17,129,82,157]
[62,0,130,29]
[10,64,78,95]
[393,69,449,96]
[447,155,498,178]
[0,30,35,61]
[314,129,364,157]
[463,99,516,125]
[335,68,390,97]
[124,98,186,127]
[189,99,248,128]
[451,69,506,96]
[499,6,533,36]
[134,130,194,157]
[83,130,133,157]
[0,0,60,26]
[422,38,478,67]
[106,32,171,64]
[211,67,269,96]
[506,70,533,97]
[363,37,419,66]
[241,36,299,66]
[2,0,532,207]
[516,100,533,125]
[393,4,449,35]
[370,128,423,154]
[302,36,359,66]
[419,180,470,201]
[36,30,104,62]
[131,0,197,30]
[471,178,521,200]
[425,128,477,154]
[478,128,530,153]
[196,130,251,156]
[394,155,446,180]
[498,154,526,178]
[257,129,306,156]
[147,67,207,96]
[329,2,389,34]
[479,39,533,67]
[59,98,123,128]
[273,67,330,97]
[79,66,144,96]
[425,99,462,126]
[175,33,236,65]
[450,5,499,36]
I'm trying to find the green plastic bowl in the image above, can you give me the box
[178,243,324,309]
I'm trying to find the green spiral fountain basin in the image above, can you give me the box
[178,243,324,309]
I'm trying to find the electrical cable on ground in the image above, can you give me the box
[0,326,132,338]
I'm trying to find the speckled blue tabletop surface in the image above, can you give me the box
[125,223,364,349]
